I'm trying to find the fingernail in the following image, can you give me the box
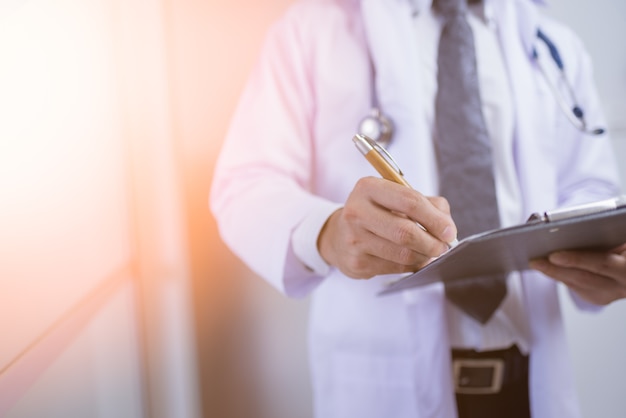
[549,252,569,266]
[442,226,457,244]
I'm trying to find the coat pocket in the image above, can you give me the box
[329,351,418,418]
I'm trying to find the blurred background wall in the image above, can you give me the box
[163,1,311,417]
[0,0,201,417]
[0,1,624,418]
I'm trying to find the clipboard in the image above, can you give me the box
[379,196,626,296]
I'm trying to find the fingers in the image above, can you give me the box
[328,206,442,277]
[318,177,457,279]
[354,177,458,244]
[359,221,442,267]
[611,242,626,255]
[548,250,626,282]
[530,250,626,305]
[336,243,429,280]
[427,195,452,214]
[343,202,450,260]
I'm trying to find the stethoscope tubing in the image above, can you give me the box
[360,27,606,145]
[533,29,604,135]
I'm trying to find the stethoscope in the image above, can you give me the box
[358,29,606,148]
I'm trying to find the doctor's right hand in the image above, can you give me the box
[317,177,457,279]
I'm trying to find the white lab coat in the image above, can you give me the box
[211,0,622,417]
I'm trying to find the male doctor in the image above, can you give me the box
[210,0,626,416]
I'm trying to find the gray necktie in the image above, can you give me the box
[434,0,506,324]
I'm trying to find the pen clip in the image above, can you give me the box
[360,134,404,177]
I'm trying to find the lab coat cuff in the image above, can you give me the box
[291,202,343,277]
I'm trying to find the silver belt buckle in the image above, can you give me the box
[453,358,505,394]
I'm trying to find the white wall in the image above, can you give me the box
[162,1,311,416]
[0,0,200,416]
[5,282,145,418]
[0,2,144,416]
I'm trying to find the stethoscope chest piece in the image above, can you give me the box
[358,108,394,148]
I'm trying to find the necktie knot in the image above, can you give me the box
[434,0,468,17]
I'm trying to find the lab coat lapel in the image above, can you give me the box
[494,2,582,417]
[494,0,556,217]
[360,0,421,126]
[360,0,438,193]
[361,2,455,416]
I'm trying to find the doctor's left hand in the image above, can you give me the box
[530,243,626,305]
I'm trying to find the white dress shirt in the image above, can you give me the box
[433,4,531,353]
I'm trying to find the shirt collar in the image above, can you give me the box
[408,0,547,16]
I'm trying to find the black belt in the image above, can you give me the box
[452,345,530,418]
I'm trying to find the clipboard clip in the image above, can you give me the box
[526,195,626,223]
